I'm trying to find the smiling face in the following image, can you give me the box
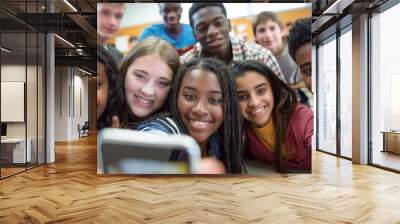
[294,42,312,91]
[235,71,274,128]
[191,6,231,58]
[97,3,125,41]
[255,20,284,56]
[178,69,224,146]
[124,54,173,120]
[97,62,109,119]
[159,3,182,31]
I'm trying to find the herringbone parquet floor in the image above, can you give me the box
[0,135,399,223]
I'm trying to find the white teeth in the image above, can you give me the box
[251,107,265,116]
[190,120,210,128]
[136,96,152,105]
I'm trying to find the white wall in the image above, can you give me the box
[1,65,26,81]
[1,65,26,139]
[54,67,89,141]
[72,73,89,138]
[54,66,69,141]
[74,74,89,119]
[1,64,46,164]
[0,65,41,137]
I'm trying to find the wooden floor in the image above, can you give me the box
[1,135,400,223]
[0,167,26,177]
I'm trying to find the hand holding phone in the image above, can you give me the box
[97,128,201,174]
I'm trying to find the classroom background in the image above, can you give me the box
[107,3,311,55]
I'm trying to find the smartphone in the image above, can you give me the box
[97,128,201,174]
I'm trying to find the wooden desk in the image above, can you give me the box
[381,131,400,154]
[1,138,31,163]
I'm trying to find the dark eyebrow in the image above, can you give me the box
[132,69,148,75]
[159,77,172,82]
[196,16,225,27]
[236,83,267,93]
[213,16,225,21]
[254,83,267,89]
[182,86,222,95]
[300,63,311,70]
[195,22,206,28]
[209,90,222,95]
[182,86,198,91]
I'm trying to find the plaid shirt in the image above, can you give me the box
[181,35,285,82]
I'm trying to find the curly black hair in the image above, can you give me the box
[188,3,227,29]
[170,58,244,174]
[97,45,124,130]
[287,17,311,60]
[232,60,297,173]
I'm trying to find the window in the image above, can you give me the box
[370,2,400,171]
[339,27,352,158]
[0,1,46,179]
[317,35,337,155]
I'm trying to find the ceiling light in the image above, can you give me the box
[78,67,93,76]
[1,47,11,53]
[54,34,75,48]
[63,0,78,12]
[323,0,354,15]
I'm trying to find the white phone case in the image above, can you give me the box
[97,128,201,174]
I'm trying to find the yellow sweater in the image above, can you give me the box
[253,121,286,156]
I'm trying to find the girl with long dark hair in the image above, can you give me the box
[232,60,313,172]
[137,58,244,174]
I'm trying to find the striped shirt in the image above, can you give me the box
[181,35,285,82]
[136,116,181,135]
[136,116,221,160]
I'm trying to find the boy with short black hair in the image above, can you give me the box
[288,18,312,92]
[182,3,284,81]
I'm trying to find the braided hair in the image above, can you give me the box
[232,60,297,173]
[97,45,124,129]
[169,58,244,174]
